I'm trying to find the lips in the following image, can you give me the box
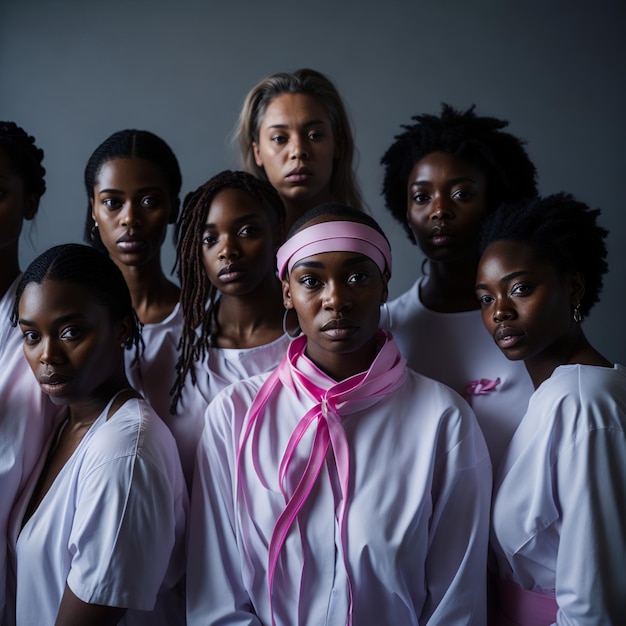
[321,318,358,339]
[429,225,453,245]
[494,325,524,349]
[286,166,313,184]
[38,372,73,396]
[116,233,147,252]
[218,263,245,283]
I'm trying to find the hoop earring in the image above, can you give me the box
[90,221,99,241]
[282,308,301,339]
[573,303,582,324]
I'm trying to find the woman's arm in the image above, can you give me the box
[55,584,126,626]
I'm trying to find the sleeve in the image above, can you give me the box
[420,402,492,626]
[554,424,626,625]
[186,390,262,626]
[66,453,181,610]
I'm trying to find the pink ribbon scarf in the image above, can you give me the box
[464,377,501,405]
[236,330,407,626]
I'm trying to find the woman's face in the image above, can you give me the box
[18,278,128,407]
[282,226,388,380]
[201,187,282,296]
[475,240,582,364]
[0,150,38,251]
[252,93,337,219]
[406,151,487,264]
[90,157,175,269]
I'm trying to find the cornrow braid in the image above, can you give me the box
[0,121,46,198]
[11,244,141,359]
[381,104,538,243]
[170,170,285,413]
[479,192,609,318]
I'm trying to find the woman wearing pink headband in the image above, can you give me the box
[187,203,491,625]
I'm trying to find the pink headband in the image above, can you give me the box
[277,221,392,279]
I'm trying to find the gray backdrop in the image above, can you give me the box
[2,0,625,364]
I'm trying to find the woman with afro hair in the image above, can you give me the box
[380,104,538,469]
[475,193,625,625]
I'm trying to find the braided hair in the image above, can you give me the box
[11,244,141,358]
[381,104,538,243]
[479,192,608,319]
[170,170,285,412]
[0,121,46,200]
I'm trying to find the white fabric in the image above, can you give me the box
[491,364,626,625]
[175,333,291,486]
[0,277,59,623]
[125,301,183,429]
[381,276,534,469]
[8,396,188,626]
[187,346,492,625]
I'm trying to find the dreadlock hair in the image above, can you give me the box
[479,192,608,319]
[0,121,46,200]
[170,170,285,413]
[83,129,182,253]
[381,104,538,243]
[11,244,141,360]
[235,68,364,211]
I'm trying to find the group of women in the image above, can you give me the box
[1,67,624,625]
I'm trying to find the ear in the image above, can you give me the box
[116,315,133,349]
[23,193,40,221]
[282,278,294,310]
[569,272,586,307]
[90,197,96,222]
[252,141,263,168]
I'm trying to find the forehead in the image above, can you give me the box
[260,93,331,128]
[207,187,270,222]
[478,239,549,279]
[19,278,106,319]
[409,151,486,183]
[95,157,169,191]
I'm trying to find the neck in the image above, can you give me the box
[304,336,379,382]
[420,256,481,312]
[525,327,612,388]
[215,276,284,348]
[115,257,180,324]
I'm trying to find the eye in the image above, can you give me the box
[102,197,123,210]
[299,274,321,289]
[238,225,260,238]
[412,191,430,204]
[307,130,324,141]
[60,326,82,340]
[23,330,41,345]
[271,134,287,145]
[202,232,216,246]
[478,294,495,306]
[511,282,533,296]
[141,195,160,208]
[452,188,473,201]
[347,271,370,284]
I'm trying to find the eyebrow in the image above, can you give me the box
[204,213,262,229]
[410,176,478,189]
[475,269,532,292]
[267,119,328,130]
[18,313,88,327]
[291,254,374,272]
[98,186,164,195]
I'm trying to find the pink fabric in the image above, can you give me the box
[276,221,392,278]
[463,377,501,405]
[491,578,557,626]
[236,330,406,626]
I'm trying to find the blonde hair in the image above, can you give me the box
[235,68,364,211]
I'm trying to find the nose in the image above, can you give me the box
[429,195,453,221]
[323,281,351,312]
[39,337,64,365]
[290,135,309,160]
[493,301,515,323]
[120,201,141,227]
[217,235,240,261]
